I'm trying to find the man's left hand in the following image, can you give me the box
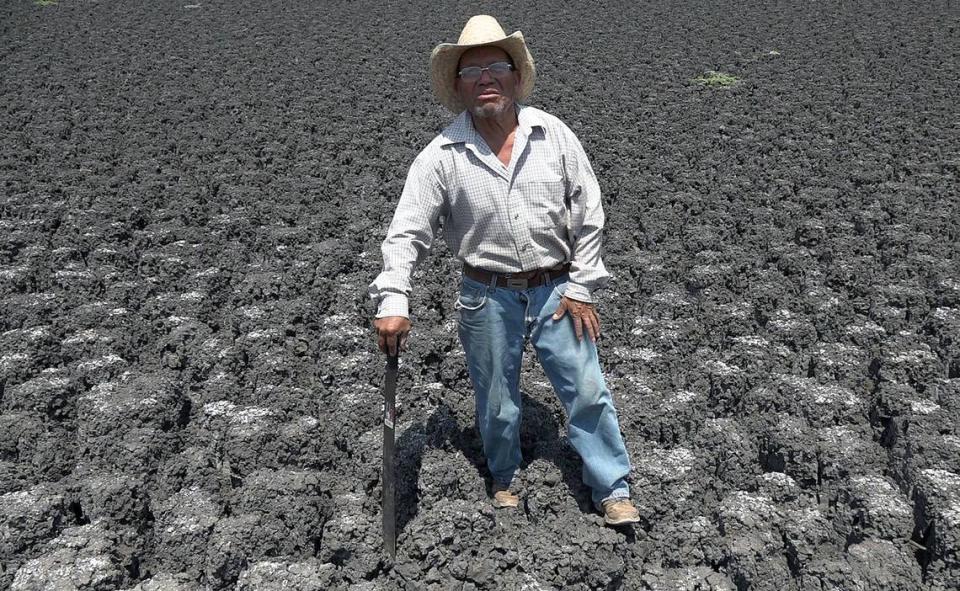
[552,296,601,342]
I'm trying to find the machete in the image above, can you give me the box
[381,349,399,558]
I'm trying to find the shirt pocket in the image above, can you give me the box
[516,174,567,232]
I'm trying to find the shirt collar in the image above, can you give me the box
[516,104,545,136]
[440,104,544,146]
[439,111,474,146]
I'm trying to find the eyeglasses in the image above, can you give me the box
[457,62,514,80]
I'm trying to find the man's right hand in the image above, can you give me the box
[373,316,412,356]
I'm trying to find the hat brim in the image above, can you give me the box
[430,32,536,113]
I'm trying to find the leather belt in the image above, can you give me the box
[463,263,571,290]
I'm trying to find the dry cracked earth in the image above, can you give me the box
[2,0,960,589]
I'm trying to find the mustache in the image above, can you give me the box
[475,81,501,91]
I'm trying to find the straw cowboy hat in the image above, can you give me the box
[430,15,536,113]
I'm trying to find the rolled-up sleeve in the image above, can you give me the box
[560,129,610,303]
[368,151,446,318]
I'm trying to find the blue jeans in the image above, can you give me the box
[456,273,631,507]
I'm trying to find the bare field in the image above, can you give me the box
[1,0,959,589]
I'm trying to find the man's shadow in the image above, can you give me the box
[394,394,592,534]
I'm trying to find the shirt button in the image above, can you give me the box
[514,214,519,220]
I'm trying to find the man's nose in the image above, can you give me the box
[477,68,495,83]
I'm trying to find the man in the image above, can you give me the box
[369,15,640,526]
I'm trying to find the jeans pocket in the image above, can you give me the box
[455,282,488,311]
[552,280,569,300]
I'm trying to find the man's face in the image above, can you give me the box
[455,46,521,119]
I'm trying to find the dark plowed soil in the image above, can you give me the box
[2,0,959,589]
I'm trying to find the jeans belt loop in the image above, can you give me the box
[488,272,498,290]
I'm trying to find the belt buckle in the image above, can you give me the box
[505,277,528,289]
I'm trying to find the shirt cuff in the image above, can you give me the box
[562,282,594,303]
[376,293,410,319]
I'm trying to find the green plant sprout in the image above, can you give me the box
[693,70,739,87]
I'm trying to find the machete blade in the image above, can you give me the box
[381,352,399,558]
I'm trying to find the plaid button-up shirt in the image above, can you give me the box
[369,105,610,318]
